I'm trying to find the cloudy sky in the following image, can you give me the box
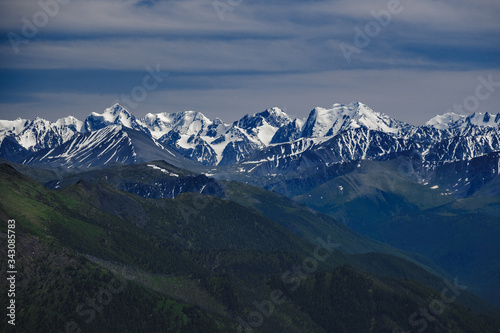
[0,0,499,124]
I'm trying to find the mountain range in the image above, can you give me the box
[2,102,499,172]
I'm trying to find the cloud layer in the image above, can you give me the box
[1,0,499,124]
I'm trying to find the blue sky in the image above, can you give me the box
[0,0,499,124]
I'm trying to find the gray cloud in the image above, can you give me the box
[0,0,498,124]
[2,69,500,126]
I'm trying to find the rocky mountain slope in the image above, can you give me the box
[2,102,499,172]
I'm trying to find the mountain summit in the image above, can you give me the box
[84,103,149,135]
[301,102,408,138]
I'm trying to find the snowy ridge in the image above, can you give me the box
[2,102,500,169]
[22,125,184,169]
[22,125,135,168]
[425,112,466,130]
[140,110,218,140]
[0,117,83,152]
[300,102,409,138]
[139,107,292,165]
[0,118,30,137]
[84,104,149,135]
[426,112,500,131]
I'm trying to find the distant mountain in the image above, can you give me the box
[83,104,149,134]
[0,116,82,153]
[1,102,500,173]
[0,136,29,162]
[426,111,500,131]
[22,125,187,169]
[300,102,409,138]
[142,110,225,165]
[225,110,500,179]
[148,106,293,165]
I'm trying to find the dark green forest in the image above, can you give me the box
[1,163,499,332]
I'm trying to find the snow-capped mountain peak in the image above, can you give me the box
[3,101,500,170]
[84,104,148,134]
[234,108,292,146]
[86,104,132,128]
[139,110,214,139]
[0,118,31,154]
[0,116,83,153]
[0,118,30,136]
[426,112,500,131]
[255,107,291,127]
[300,102,407,138]
[56,116,84,132]
[465,112,500,127]
[21,124,182,168]
[301,106,339,138]
[170,111,213,136]
[425,112,465,130]
[351,102,409,134]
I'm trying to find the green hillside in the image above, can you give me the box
[1,163,499,332]
[294,159,500,307]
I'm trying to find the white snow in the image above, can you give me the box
[5,101,500,170]
[426,112,500,130]
[56,116,84,131]
[0,118,29,135]
[426,113,465,129]
[140,110,215,139]
[304,102,404,138]
[147,164,179,177]
[255,122,278,146]
[176,135,194,149]
[209,140,229,164]
[85,104,136,132]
